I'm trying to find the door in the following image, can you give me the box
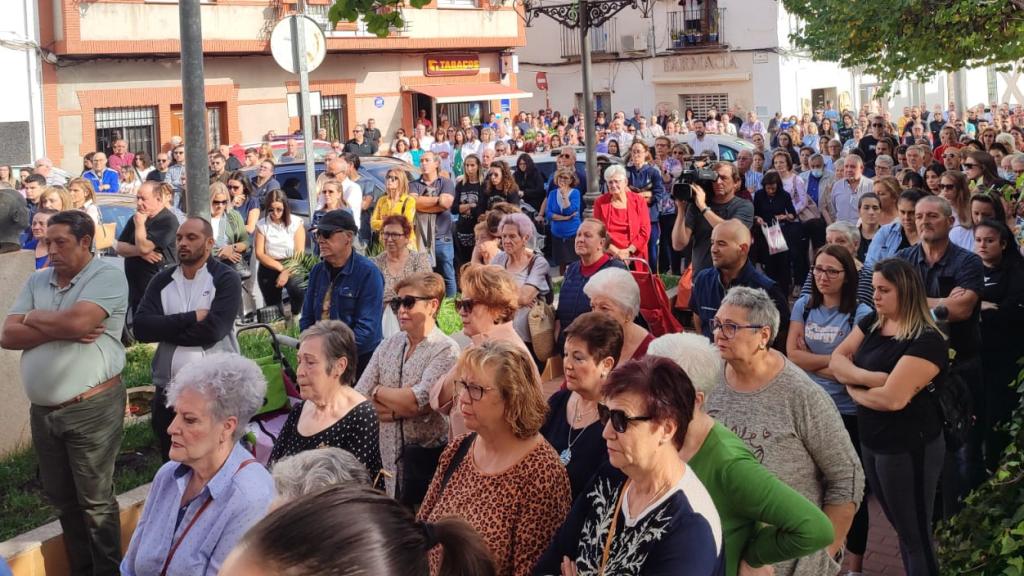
[170,104,228,148]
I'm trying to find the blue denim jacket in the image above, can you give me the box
[300,252,384,358]
[864,221,905,268]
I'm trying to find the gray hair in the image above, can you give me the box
[826,221,861,248]
[647,333,723,397]
[272,447,370,501]
[875,154,894,167]
[300,320,358,386]
[603,163,627,182]
[918,194,953,218]
[720,286,781,344]
[165,353,267,442]
[498,212,536,242]
[583,267,641,320]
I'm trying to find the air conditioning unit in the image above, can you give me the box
[621,33,648,52]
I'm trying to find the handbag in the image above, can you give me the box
[94,220,117,251]
[760,219,790,255]
[522,254,556,362]
[929,359,975,449]
[798,198,822,222]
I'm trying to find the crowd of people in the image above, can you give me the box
[2,97,1024,576]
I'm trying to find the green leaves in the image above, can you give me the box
[781,0,1024,94]
[328,0,425,38]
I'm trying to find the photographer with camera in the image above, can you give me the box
[670,160,754,275]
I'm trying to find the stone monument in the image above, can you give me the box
[0,190,33,454]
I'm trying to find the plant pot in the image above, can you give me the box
[673,37,684,49]
[685,34,696,44]
[708,32,718,43]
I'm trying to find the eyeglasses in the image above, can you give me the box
[387,295,433,313]
[386,175,400,181]
[812,266,843,279]
[871,123,886,128]
[489,173,501,179]
[212,200,229,206]
[456,379,493,402]
[709,318,765,339]
[453,298,476,313]
[269,207,284,213]
[597,403,652,434]
[157,158,169,163]
[942,154,958,159]
[381,231,405,239]
[938,183,957,190]
[962,163,979,169]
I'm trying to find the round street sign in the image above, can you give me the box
[270,15,327,74]
[374,96,385,108]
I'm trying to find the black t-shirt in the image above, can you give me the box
[119,208,179,307]
[539,389,607,500]
[852,312,948,453]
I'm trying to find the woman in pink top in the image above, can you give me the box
[430,264,541,437]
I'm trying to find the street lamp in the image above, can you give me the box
[521,0,655,209]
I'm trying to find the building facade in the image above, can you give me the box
[0,0,47,166]
[40,0,528,172]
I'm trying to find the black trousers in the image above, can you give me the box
[257,264,305,316]
[841,414,869,555]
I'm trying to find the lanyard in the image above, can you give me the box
[160,458,257,576]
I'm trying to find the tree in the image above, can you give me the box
[781,0,1024,93]
[329,0,430,38]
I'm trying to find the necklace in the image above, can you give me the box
[560,394,594,465]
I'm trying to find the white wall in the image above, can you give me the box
[0,0,45,163]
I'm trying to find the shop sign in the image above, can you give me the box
[663,54,738,73]
[425,53,480,77]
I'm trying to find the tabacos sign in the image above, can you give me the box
[424,53,480,77]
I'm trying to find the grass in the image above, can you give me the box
[0,420,162,542]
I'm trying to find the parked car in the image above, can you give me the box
[95,193,138,240]
[641,133,755,162]
[240,140,335,163]
[496,149,624,191]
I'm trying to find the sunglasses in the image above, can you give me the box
[871,123,886,128]
[387,295,433,313]
[938,183,956,190]
[212,200,229,206]
[386,175,400,181]
[597,403,652,434]
[962,163,979,169]
[453,298,476,313]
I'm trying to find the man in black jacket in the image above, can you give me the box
[133,216,242,460]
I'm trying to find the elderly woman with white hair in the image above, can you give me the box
[271,447,370,505]
[583,266,653,363]
[648,333,834,576]
[592,163,651,264]
[121,354,274,576]
[489,211,551,358]
[705,286,864,576]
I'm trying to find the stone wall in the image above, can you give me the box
[0,251,35,456]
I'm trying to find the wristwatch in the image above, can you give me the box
[700,206,711,215]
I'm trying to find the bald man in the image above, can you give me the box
[690,219,790,345]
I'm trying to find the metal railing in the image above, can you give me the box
[559,19,617,59]
[667,7,725,50]
[303,3,410,36]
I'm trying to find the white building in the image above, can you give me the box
[0,0,46,167]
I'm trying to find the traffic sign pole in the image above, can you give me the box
[292,6,318,219]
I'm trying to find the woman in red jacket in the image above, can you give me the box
[592,164,651,265]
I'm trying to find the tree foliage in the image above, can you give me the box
[936,362,1024,574]
[329,0,430,37]
[781,0,1024,93]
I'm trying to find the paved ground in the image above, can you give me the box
[845,496,907,576]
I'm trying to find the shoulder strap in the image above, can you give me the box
[439,433,476,494]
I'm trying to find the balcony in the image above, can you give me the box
[303,3,411,37]
[559,19,617,59]
[667,7,725,51]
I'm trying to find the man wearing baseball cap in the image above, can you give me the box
[300,209,384,377]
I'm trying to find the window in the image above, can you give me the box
[678,93,729,119]
[316,95,348,142]
[95,106,158,162]
[439,101,490,127]
[575,92,612,114]
[437,0,477,8]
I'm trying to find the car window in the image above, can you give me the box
[717,145,736,162]
[97,205,134,239]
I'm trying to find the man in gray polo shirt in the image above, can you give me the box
[1,210,129,575]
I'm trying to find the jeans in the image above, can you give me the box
[434,237,456,297]
[863,434,944,576]
[30,381,126,576]
[658,213,682,275]
[646,221,660,273]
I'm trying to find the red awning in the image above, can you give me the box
[408,83,533,104]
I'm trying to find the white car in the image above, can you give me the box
[641,133,755,162]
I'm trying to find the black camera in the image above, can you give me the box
[673,167,717,202]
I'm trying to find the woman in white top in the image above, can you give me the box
[255,189,306,317]
[461,127,482,160]
[480,127,497,152]
[119,164,142,195]
[431,127,454,177]
[68,177,102,229]
[392,138,413,164]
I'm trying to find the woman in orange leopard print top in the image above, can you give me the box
[418,340,571,576]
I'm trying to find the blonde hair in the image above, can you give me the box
[209,181,230,200]
[457,264,519,323]
[455,340,547,439]
[67,177,97,208]
[385,168,409,196]
[39,186,73,211]
[871,258,944,341]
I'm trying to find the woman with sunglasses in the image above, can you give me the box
[355,272,459,505]
[209,181,250,273]
[371,169,418,249]
[537,355,722,576]
[545,167,583,275]
[830,259,949,576]
[269,320,383,485]
[311,180,351,245]
[227,171,260,234]
[419,340,570,576]
[708,286,864,576]
[372,215,431,338]
[938,170,975,250]
[255,189,305,319]
[786,244,873,574]
[481,160,521,211]
[540,312,623,499]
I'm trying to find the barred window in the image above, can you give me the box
[316,95,348,142]
[678,94,729,119]
[95,106,158,163]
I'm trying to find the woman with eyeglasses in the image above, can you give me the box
[973,219,1024,471]
[545,167,583,275]
[208,181,251,273]
[481,160,521,211]
[419,340,570,576]
[540,312,622,499]
[786,244,873,574]
[252,159,282,204]
[354,272,459,505]
[269,320,383,485]
[708,286,864,576]
[536,355,723,576]
[372,215,431,337]
[254,189,305,319]
[371,168,418,249]
[937,170,976,250]
[830,259,949,576]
